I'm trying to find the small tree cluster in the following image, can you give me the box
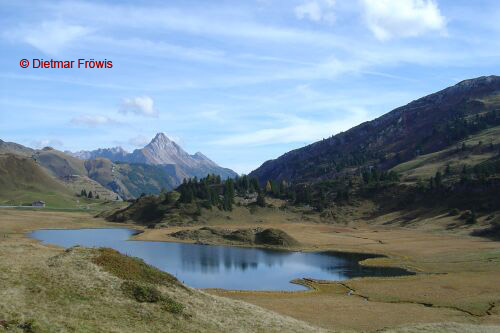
[80,189,99,199]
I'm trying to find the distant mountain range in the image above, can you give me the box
[250,75,500,183]
[68,133,237,181]
[0,133,237,202]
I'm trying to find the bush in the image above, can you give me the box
[459,210,473,220]
[92,248,181,287]
[163,298,184,314]
[121,281,162,303]
[449,208,460,216]
[121,281,184,314]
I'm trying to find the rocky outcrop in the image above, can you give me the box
[170,227,300,247]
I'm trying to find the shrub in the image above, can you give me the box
[121,281,162,303]
[121,281,184,314]
[162,297,184,314]
[459,210,473,220]
[448,208,460,216]
[92,248,182,287]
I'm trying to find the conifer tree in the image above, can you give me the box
[256,191,266,207]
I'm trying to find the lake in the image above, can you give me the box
[30,228,414,291]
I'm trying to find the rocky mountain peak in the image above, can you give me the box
[146,133,182,156]
[151,132,172,144]
[65,132,238,180]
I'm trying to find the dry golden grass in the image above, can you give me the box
[153,216,500,332]
[2,209,500,332]
[0,210,329,333]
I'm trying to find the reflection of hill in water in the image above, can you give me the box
[179,246,415,278]
[30,228,415,290]
[179,245,290,273]
[316,252,415,278]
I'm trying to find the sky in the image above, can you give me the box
[0,0,499,174]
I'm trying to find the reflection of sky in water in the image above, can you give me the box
[30,228,413,291]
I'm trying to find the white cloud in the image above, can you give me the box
[360,0,446,40]
[294,0,336,24]
[70,115,115,127]
[119,96,158,117]
[31,139,63,149]
[8,21,92,55]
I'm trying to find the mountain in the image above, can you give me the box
[71,133,238,181]
[68,147,129,162]
[0,140,182,200]
[34,148,180,199]
[250,75,500,184]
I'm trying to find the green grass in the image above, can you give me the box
[92,248,183,287]
[392,126,500,181]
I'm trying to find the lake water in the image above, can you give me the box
[30,228,414,291]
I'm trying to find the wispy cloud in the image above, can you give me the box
[211,107,368,146]
[70,115,116,127]
[6,20,92,55]
[119,96,158,117]
[1,0,498,174]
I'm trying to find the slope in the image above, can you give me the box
[0,154,79,208]
[84,158,178,199]
[250,75,500,183]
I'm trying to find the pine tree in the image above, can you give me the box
[88,191,93,199]
[81,189,87,197]
[256,191,266,207]
[223,180,235,211]
[279,180,287,194]
[249,178,260,193]
[445,164,451,176]
[435,171,442,188]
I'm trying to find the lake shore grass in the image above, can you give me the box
[0,209,328,333]
[134,214,500,331]
[1,209,500,332]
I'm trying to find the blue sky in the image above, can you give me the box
[0,0,499,174]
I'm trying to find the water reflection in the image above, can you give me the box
[179,244,287,273]
[30,228,414,291]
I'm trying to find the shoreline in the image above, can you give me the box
[3,209,500,331]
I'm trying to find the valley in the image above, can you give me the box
[1,76,500,332]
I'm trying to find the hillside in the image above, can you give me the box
[85,158,178,199]
[0,139,34,156]
[109,76,500,240]
[250,76,500,183]
[0,154,79,207]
